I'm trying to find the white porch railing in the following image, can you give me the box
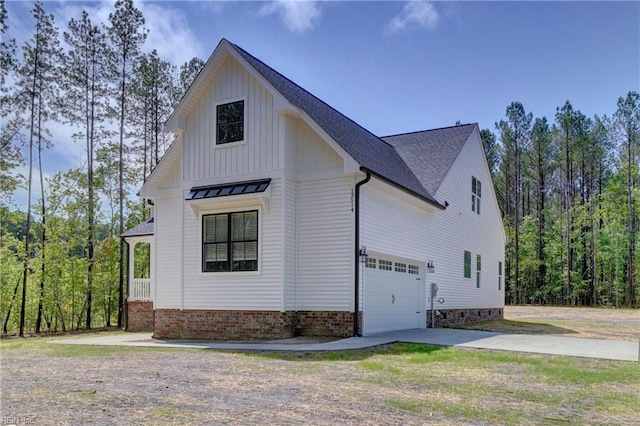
[130,278,152,301]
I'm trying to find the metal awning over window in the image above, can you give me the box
[186,179,271,201]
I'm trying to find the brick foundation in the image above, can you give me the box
[427,308,503,328]
[127,301,154,331]
[153,309,355,340]
[295,311,354,337]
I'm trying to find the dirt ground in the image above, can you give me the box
[502,305,640,342]
[1,306,638,425]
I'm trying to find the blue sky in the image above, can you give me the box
[4,0,639,206]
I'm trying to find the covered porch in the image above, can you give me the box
[121,217,155,331]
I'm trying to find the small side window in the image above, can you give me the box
[472,176,481,215]
[217,100,244,144]
[464,251,471,278]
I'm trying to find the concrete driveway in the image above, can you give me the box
[50,328,640,362]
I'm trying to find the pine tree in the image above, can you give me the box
[0,0,24,205]
[614,91,640,308]
[497,102,532,304]
[13,2,61,336]
[61,10,112,329]
[107,0,147,328]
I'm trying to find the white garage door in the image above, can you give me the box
[363,255,425,334]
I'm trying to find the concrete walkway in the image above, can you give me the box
[50,328,640,362]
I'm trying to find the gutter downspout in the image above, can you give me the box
[354,169,371,337]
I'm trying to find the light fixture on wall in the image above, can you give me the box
[427,260,435,273]
[359,246,369,263]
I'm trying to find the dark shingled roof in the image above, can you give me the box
[382,124,476,195]
[121,217,154,237]
[228,41,443,208]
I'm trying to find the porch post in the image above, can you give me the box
[128,240,137,300]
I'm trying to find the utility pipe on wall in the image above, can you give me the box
[354,169,371,337]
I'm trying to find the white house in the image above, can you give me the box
[123,39,505,340]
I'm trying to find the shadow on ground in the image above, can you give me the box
[453,319,578,336]
[248,342,446,362]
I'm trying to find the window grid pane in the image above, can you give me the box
[464,251,471,278]
[216,101,244,144]
[395,262,407,273]
[365,258,377,269]
[408,265,419,275]
[202,210,258,273]
[379,260,392,271]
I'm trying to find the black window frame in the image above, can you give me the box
[202,210,258,273]
[216,100,245,145]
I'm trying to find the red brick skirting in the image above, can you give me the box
[153,309,355,340]
[427,308,503,328]
[127,301,154,331]
[295,311,354,337]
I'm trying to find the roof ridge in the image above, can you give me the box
[381,123,477,139]
[229,42,396,149]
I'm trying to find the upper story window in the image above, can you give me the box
[472,176,481,214]
[216,100,244,145]
[202,210,258,272]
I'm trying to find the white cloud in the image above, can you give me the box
[259,0,321,34]
[137,2,205,66]
[385,1,440,36]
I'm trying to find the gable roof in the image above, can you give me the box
[382,124,477,195]
[227,41,443,209]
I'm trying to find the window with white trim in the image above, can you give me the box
[216,100,244,145]
[408,265,419,275]
[472,176,481,214]
[476,254,482,288]
[498,261,503,290]
[202,210,258,272]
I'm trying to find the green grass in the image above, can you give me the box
[3,333,638,425]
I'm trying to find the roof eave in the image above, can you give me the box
[361,167,446,211]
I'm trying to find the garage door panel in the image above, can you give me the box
[363,255,425,334]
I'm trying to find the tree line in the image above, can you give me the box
[483,93,639,308]
[1,0,205,336]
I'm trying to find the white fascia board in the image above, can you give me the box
[367,176,440,214]
[165,40,231,133]
[139,135,182,199]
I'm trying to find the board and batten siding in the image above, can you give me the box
[296,175,354,311]
[428,131,505,309]
[182,56,279,183]
[154,193,183,309]
[180,178,284,310]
